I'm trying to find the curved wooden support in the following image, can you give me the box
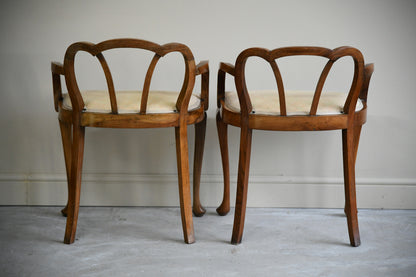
[310,60,334,115]
[96,53,117,114]
[192,113,207,217]
[140,54,161,114]
[270,60,286,115]
[216,111,230,216]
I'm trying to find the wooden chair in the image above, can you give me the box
[216,46,374,246]
[51,39,209,244]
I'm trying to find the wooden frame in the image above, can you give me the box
[51,38,209,244]
[216,46,374,246]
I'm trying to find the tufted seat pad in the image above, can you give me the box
[224,90,363,115]
[62,90,201,114]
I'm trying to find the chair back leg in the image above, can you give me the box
[59,120,72,217]
[216,111,231,216]
[192,113,207,217]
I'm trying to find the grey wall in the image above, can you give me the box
[1,0,415,208]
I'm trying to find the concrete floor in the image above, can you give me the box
[0,207,415,276]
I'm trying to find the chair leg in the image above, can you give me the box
[344,125,362,215]
[192,113,207,217]
[59,120,72,217]
[342,128,361,247]
[231,126,253,245]
[64,125,85,244]
[175,124,195,244]
[216,111,230,216]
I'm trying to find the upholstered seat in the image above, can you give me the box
[224,90,363,115]
[62,90,201,114]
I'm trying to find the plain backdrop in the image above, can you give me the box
[0,0,415,208]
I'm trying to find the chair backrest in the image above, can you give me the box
[63,38,196,115]
[233,46,369,117]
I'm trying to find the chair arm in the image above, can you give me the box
[217,62,235,108]
[219,62,235,76]
[359,63,374,103]
[196,60,209,75]
[51,62,64,112]
[196,60,209,111]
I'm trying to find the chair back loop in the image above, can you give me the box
[63,39,196,116]
[234,46,365,118]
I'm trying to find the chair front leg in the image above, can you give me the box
[175,124,195,244]
[342,127,361,247]
[344,124,363,215]
[216,111,230,216]
[59,120,72,217]
[64,124,85,244]
[231,125,253,244]
[193,113,207,217]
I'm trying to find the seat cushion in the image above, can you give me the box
[224,90,363,115]
[62,90,201,114]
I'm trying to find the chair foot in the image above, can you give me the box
[193,205,206,217]
[61,205,68,217]
[216,201,229,216]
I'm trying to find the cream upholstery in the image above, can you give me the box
[62,90,201,114]
[224,90,363,115]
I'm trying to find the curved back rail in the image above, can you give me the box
[234,46,365,118]
[63,38,196,116]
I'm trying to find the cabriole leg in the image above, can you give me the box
[59,120,72,217]
[216,111,230,216]
[193,113,207,217]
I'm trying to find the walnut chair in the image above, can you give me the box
[51,39,209,244]
[216,46,374,246]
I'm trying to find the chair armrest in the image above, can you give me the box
[51,62,64,112]
[217,62,235,108]
[359,63,374,103]
[219,62,235,76]
[196,60,209,75]
[196,60,209,111]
